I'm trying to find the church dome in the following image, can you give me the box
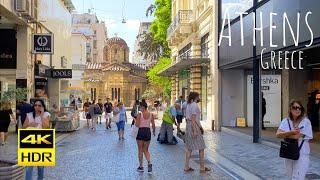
[106,37,128,48]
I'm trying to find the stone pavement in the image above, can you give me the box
[202,130,320,180]
[44,118,233,180]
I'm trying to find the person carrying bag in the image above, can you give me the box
[276,100,313,180]
[279,119,304,160]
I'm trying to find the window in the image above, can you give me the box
[118,88,120,101]
[201,33,209,58]
[93,40,97,49]
[178,43,192,59]
[112,88,114,100]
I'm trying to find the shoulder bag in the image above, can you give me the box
[279,119,304,160]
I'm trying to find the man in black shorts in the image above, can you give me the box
[104,98,113,129]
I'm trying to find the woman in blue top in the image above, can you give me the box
[114,102,127,140]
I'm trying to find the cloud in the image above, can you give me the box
[125,19,140,30]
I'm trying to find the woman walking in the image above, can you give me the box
[23,99,50,180]
[135,101,155,173]
[114,102,127,140]
[276,100,313,180]
[184,92,211,173]
[0,102,16,146]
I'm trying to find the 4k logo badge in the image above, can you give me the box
[18,129,55,166]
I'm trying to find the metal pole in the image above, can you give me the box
[253,0,261,143]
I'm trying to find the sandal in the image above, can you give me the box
[184,167,194,172]
[200,167,211,173]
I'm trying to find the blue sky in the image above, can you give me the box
[72,0,154,61]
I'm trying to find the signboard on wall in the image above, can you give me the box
[33,34,54,54]
[51,69,72,79]
[247,75,282,127]
[0,29,17,69]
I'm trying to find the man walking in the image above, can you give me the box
[16,99,33,133]
[176,96,185,134]
[97,99,103,124]
[130,100,140,127]
[159,103,179,144]
[262,92,266,130]
[83,98,91,126]
[104,98,113,129]
[89,100,102,131]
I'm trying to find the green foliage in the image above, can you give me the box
[142,0,172,98]
[0,88,30,103]
[142,88,157,100]
[141,0,171,59]
[147,57,172,97]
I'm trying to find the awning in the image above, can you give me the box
[158,57,210,76]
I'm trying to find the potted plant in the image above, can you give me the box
[0,88,29,179]
[0,160,24,179]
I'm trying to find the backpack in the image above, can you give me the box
[131,105,138,118]
[94,105,102,115]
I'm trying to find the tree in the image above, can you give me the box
[141,0,171,59]
[146,57,172,97]
[142,0,172,98]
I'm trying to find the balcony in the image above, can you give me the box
[167,10,193,46]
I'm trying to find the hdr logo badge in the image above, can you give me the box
[18,129,55,166]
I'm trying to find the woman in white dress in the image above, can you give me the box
[23,99,50,180]
[276,100,313,180]
[184,92,211,173]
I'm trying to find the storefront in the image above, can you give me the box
[218,0,320,132]
[0,29,18,99]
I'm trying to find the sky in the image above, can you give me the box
[72,0,154,61]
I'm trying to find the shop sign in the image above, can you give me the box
[72,64,86,70]
[247,75,281,127]
[33,34,54,54]
[0,29,17,69]
[51,69,72,79]
[35,64,51,77]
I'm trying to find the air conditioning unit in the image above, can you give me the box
[15,0,37,21]
[15,0,28,13]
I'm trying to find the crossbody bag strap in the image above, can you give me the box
[287,118,291,131]
[299,140,305,150]
[288,118,305,150]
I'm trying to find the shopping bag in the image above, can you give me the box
[130,125,139,138]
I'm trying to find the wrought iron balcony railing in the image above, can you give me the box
[167,10,193,38]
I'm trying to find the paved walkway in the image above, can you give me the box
[44,119,232,180]
[201,129,320,180]
[225,127,320,158]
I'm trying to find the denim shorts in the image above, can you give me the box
[116,121,125,131]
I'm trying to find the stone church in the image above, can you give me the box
[84,37,147,107]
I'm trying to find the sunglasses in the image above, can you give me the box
[291,106,301,111]
[34,104,42,107]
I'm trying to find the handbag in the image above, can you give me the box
[195,121,204,135]
[130,125,139,138]
[279,119,304,160]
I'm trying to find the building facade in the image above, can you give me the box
[160,0,219,130]
[219,0,320,132]
[72,13,107,63]
[70,32,88,88]
[84,37,147,106]
[0,0,74,109]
